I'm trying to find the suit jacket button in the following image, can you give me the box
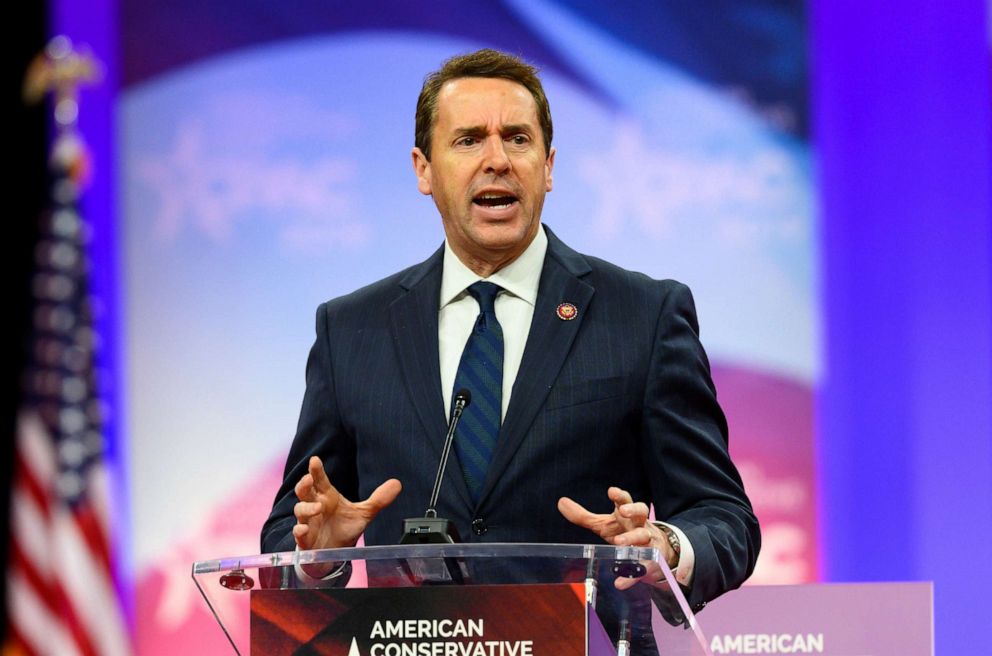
[471,518,487,536]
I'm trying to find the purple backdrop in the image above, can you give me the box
[812,1,992,654]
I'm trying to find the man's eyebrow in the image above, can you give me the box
[451,126,487,138]
[500,124,534,135]
[450,124,535,137]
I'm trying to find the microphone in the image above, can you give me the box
[399,389,471,544]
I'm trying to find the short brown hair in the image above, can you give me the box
[414,49,553,161]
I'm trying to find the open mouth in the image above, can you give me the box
[472,193,518,210]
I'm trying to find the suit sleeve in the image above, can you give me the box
[260,303,358,553]
[643,282,760,609]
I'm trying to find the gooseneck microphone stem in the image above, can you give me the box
[399,389,471,544]
[425,390,470,517]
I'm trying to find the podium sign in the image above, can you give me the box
[251,584,604,655]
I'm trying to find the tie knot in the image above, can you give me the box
[468,281,501,314]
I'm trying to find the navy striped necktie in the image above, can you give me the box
[452,281,504,504]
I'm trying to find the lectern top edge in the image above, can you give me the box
[192,542,664,575]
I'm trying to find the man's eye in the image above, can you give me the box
[457,137,478,147]
[508,135,529,145]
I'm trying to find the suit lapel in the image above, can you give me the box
[389,246,474,510]
[477,229,594,507]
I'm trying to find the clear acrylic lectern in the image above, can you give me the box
[192,543,712,655]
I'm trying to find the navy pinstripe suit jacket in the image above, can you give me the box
[261,226,759,608]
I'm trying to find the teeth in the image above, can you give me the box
[474,193,516,209]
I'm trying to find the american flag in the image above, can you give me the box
[5,37,129,656]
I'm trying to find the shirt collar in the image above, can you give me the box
[440,224,548,309]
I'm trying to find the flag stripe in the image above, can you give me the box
[54,505,130,656]
[72,502,113,576]
[10,490,50,580]
[10,452,104,656]
[8,542,59,618]
[7,573,78,656]
[7,557,92,656]
[13,425,54,522]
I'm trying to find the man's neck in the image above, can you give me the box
[440,226,547,310]
[463,254,520,278]
[450,231,541,278]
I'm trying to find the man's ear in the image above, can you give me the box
[412,147,432,196]
[545,146,556,192]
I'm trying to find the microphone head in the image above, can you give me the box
[454,388,472,408]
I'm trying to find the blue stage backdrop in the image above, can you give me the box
[115,2,817,651]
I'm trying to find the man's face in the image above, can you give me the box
[412,77,555,274]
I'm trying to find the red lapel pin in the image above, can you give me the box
[556,302,578,321]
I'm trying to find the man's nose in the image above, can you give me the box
[482,135,511,174]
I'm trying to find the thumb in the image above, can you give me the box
[361,478,403,515]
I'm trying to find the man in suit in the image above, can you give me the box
[261,49,759,612]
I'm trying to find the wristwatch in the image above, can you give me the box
[658,523,681,570]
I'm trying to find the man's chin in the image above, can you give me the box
[471,222,537,254]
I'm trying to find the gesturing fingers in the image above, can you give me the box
[292,523,310,543]
[292,498,325,550]
[608,487,633,507]
[561,488,672,594]
[609,487,645,520]
[290,456,403,551]
[298,455,345,518]
[558,496,621,539]
[294,500,324,522]
[294,472,314,502]
[308,456,332,493]
[293,456,330,502]
[560,488,656,546]
[617,501,650,525]
[611,525,654,547]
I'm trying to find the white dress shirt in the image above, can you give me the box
[439,226,547,419]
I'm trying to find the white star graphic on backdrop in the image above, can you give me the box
[577,121,679,241]
[134,118,367,252]
[577,121,807,248]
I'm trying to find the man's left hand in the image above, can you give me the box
[558,487,675,590]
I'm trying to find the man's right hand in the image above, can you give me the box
[292,455,402,550]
